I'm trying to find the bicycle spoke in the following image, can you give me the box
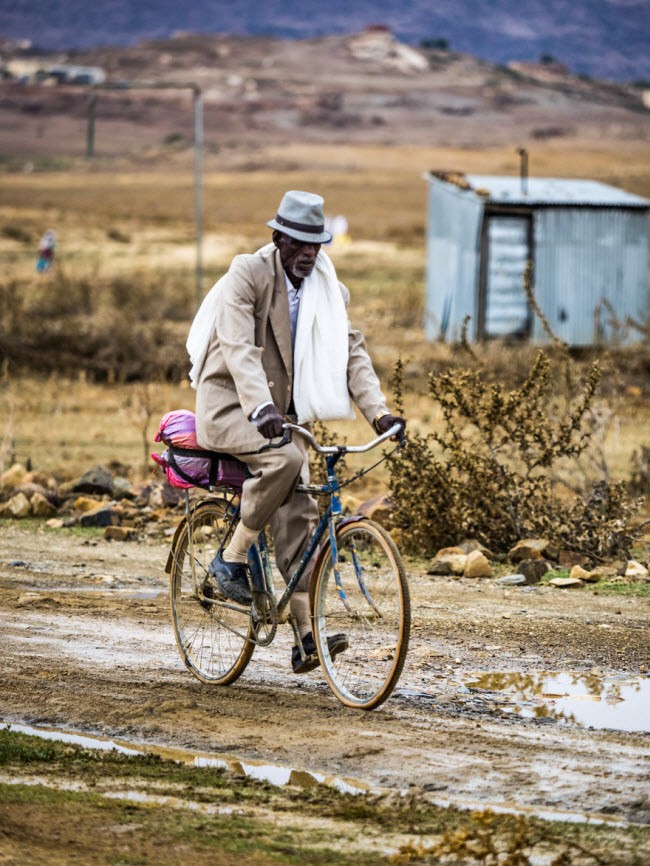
[313,520,410,709]
[170,500,256,685]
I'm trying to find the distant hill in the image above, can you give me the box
[2,29,648,164]
[2,0,649,82]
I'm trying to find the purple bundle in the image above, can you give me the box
[151,410,212,489]
[151,410,247,490]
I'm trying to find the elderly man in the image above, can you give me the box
[187,190,404,672]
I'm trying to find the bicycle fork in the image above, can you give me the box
[331,519,383,619]
[329,514,351,611]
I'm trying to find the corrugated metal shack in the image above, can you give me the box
[424,172,650,344]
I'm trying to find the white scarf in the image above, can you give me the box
[187,271,227,389]
[186,244,354,423]
[293,250,355,423]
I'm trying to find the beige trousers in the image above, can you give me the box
[231,435,320,592]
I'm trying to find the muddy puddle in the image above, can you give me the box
[0,720,635,827]
[0,722,379,798]
[19,585,164,599]
[465,671,650,733]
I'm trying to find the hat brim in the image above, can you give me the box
[267,219,332,244]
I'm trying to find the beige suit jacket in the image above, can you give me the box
[195,245,388,454]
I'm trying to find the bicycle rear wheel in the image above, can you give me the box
[169,499,255,685]
[311,519,410,709]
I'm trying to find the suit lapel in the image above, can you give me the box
[268,250,293,377]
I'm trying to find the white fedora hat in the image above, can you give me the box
[267,190,332,243]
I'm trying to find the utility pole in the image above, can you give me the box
[86,90,97,158]
[516,147,529,196]
[193,87,204,305]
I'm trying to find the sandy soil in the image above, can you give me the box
[1,523,648,827]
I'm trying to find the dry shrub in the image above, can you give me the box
[387,353,642,560]
[0,270,192,382]
[1,225,33,244]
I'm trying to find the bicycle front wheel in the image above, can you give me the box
[170,499,255,685]
[312,519,410,710]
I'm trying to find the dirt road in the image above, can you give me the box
[1,523,648,827]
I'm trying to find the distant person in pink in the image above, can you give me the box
[36,229,56,273]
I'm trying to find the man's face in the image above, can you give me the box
[275,233,321,282]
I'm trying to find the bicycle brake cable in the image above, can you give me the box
[336,445,401,490]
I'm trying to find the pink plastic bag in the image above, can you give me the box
[154,409,201,449]
[152,409,211,488]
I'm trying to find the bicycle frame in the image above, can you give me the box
[168,420,408,705]
[274,449,345,615]
[232,448,346,618]
[266,422,402,617]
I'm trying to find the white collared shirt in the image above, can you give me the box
[251,274,300,421]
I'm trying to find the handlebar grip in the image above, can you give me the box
[385,421,406,446]
[257,430,292,453]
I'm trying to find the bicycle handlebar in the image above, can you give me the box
[257,421,404,454]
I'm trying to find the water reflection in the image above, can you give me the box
[0,720,632,826]
[1,722,141,754]
[465,672,649,732]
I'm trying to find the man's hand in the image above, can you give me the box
[374,414,406,439]
[255,404,285,439]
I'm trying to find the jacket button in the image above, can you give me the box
[268,381,274,388]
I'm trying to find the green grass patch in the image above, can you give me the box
[0,518,105,539]
[0,781,366,866]
[43,523,106,539]
[542,569,650,597]
[590,579,650,597]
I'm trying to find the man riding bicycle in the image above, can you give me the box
[187,190,405,672]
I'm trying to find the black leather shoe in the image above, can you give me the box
[291,631,348,674]
[208,551,252,605]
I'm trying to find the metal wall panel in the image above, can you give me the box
[533,208,649,345]
[425,178,484,341]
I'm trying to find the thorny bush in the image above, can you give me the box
[387,353,642,560]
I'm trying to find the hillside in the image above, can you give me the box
[1,30,649,165]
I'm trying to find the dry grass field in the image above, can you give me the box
[1,141,649,496]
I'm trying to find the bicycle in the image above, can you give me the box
[164,422,410,710]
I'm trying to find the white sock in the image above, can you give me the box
[290,592,312,640]
[223,522,259,564]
